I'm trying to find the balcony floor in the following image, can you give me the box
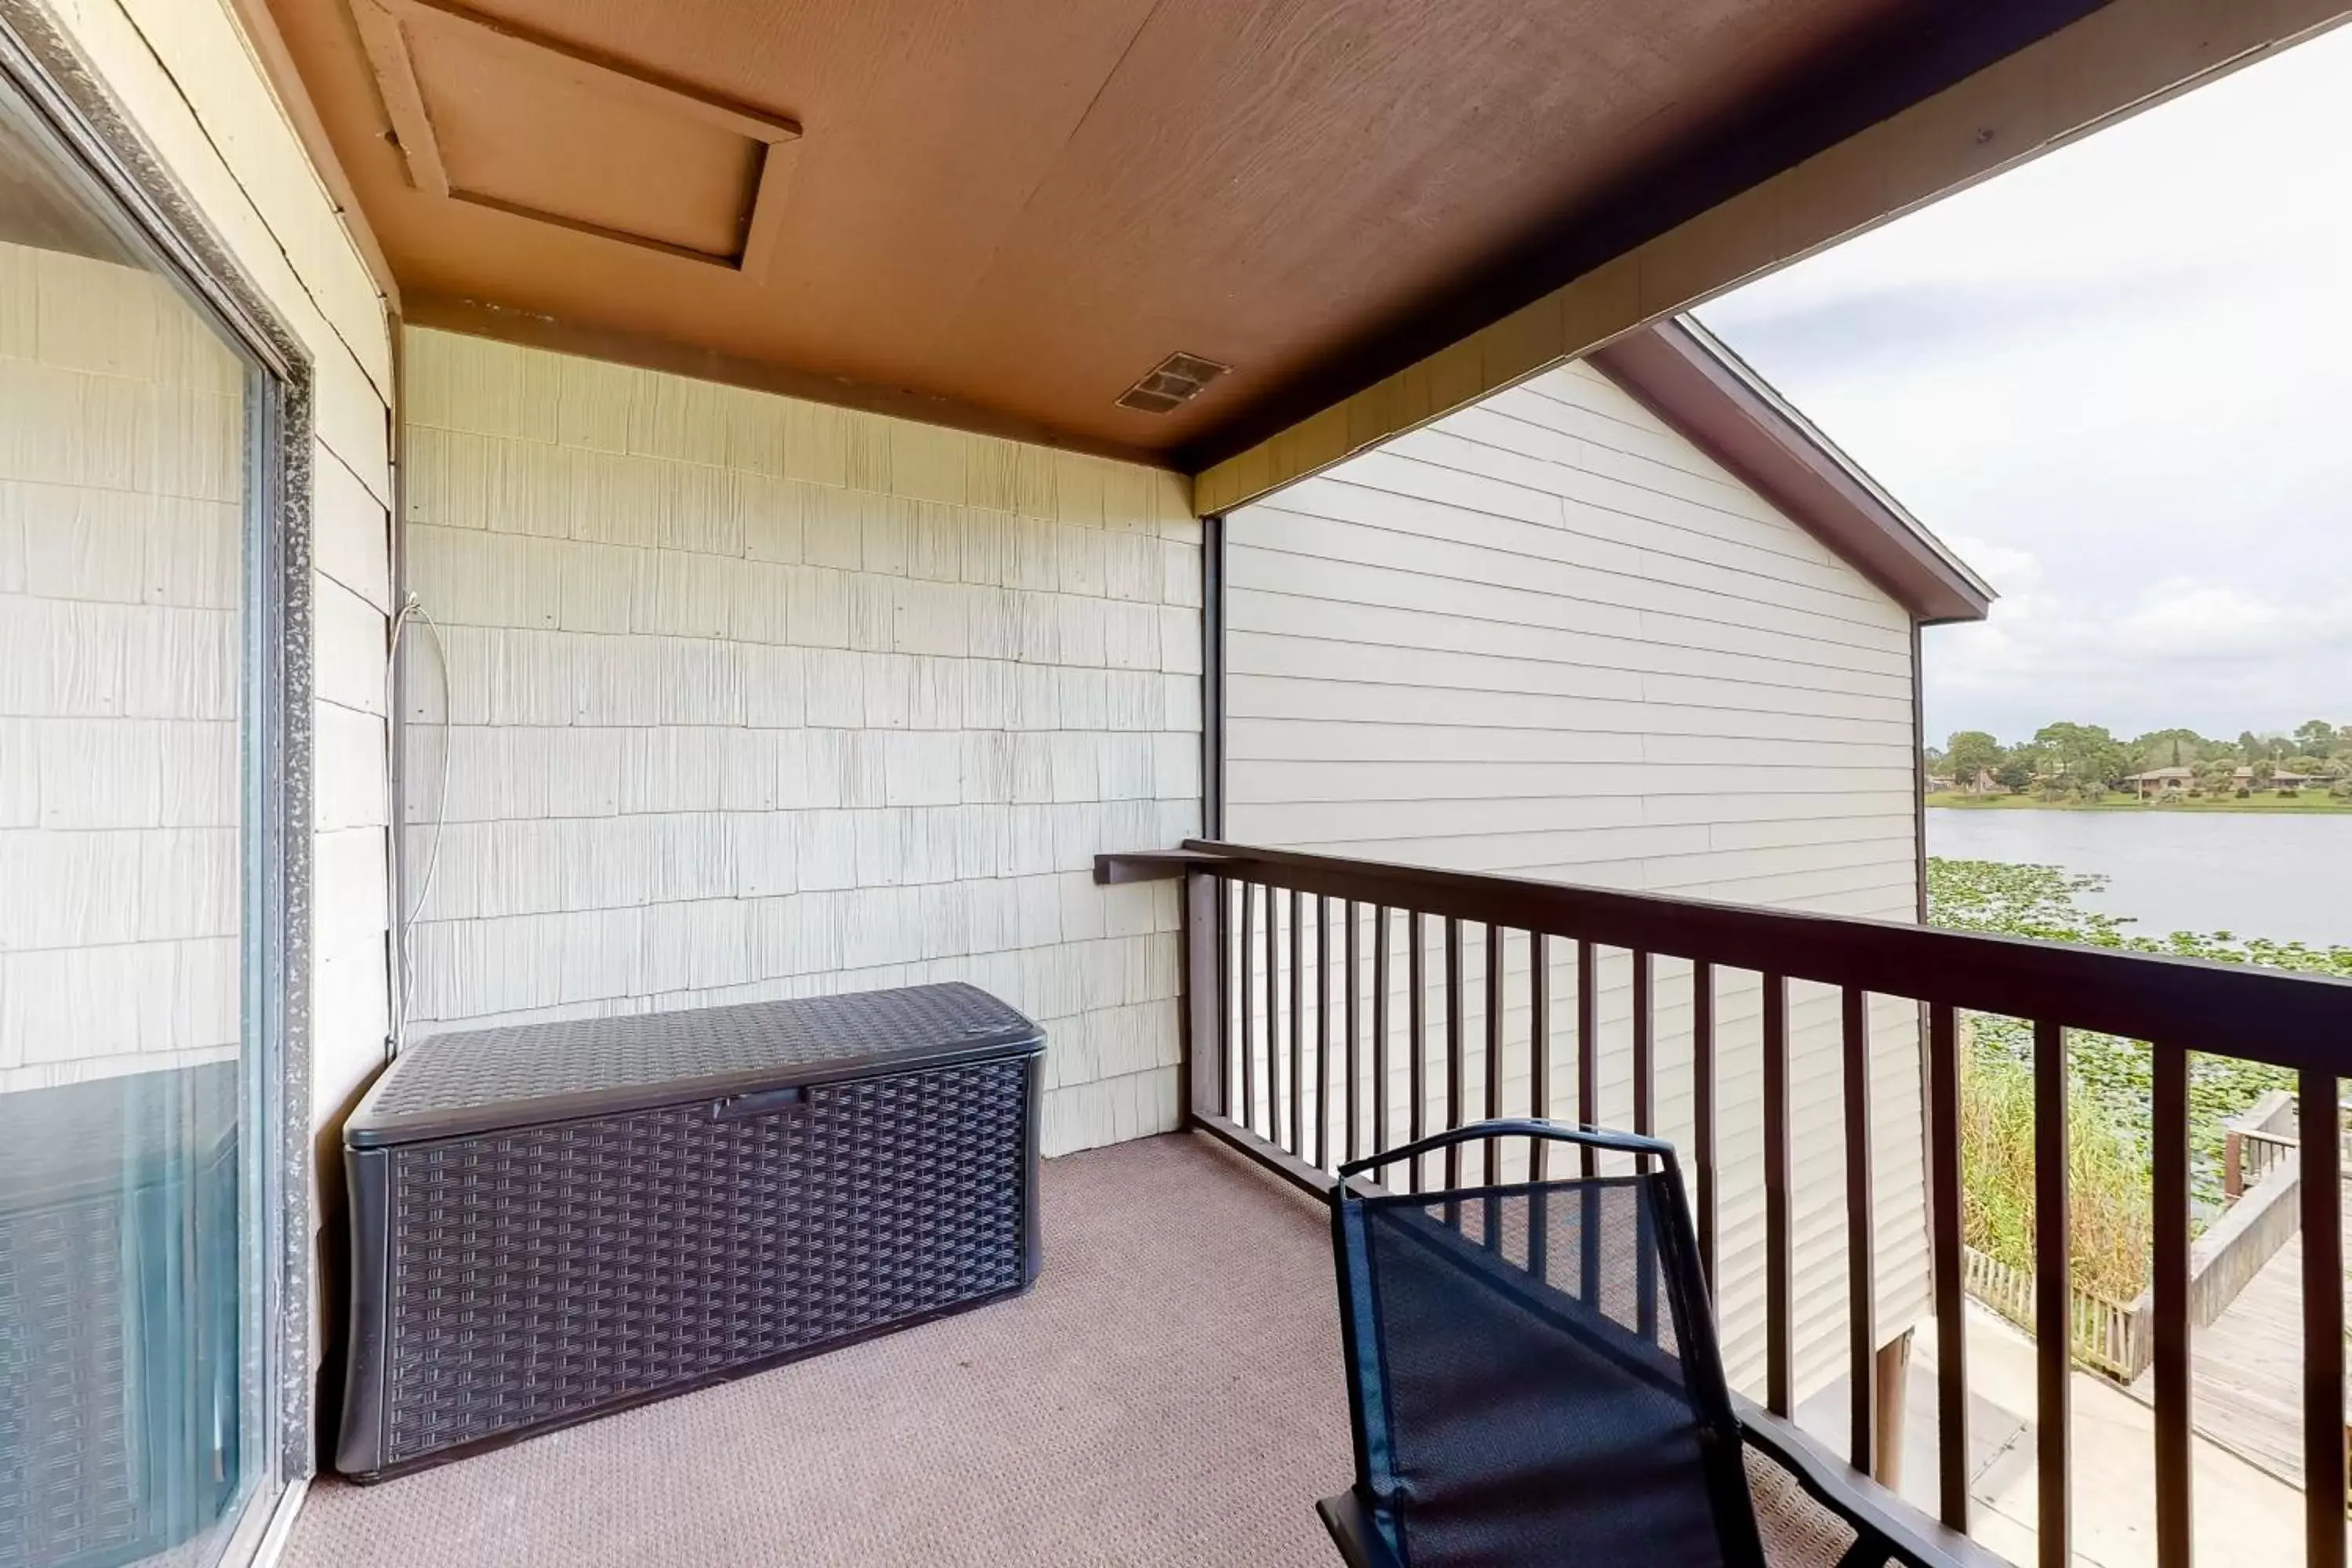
[286,1134,1350,1567]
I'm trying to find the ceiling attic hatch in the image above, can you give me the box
[1116,352,1231,414]
[353,0,802,273]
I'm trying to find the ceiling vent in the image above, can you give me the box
[1116,351,1230,414]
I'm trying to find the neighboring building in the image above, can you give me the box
[2123,766,2197,796]
[1223,315,1988,1398]
[2234,764,2317,788]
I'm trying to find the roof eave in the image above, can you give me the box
[1587,316,1994,624]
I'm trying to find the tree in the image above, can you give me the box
[2295,719,2337,757]
[2131,728,2210,771]
[1994,757,2034,793]
[2031,721,2126,792]
[1945,730,2002,789]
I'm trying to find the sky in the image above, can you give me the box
[1697,22,2352,752]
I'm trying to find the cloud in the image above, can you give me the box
[2111,579,2352,662]
[1918,571,2352,742]
[1941,535,2038,596]
[1699,23,2352,749]
[1704,270,2215,385]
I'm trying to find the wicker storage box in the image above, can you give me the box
[334,982,1044,1481]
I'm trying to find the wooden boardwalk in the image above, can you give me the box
[2135,1193,2352,1488]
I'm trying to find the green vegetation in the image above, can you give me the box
[1960,1040,2150,1301]
[1926,717,2352,805]
[1927,858,2352,1293]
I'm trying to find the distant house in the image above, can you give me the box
[2121,767,2195,797]
[1925,774,1957,794]
[2232,765,2317,789]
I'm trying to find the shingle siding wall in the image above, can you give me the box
[0,246,247,1092]
[399,328,1201,1155]
[1222,359,1928,1404]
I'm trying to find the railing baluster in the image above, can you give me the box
[1577,940,1598,1178]
[1842,986,1875,1473]
[1239,881,1257,1137]
[1315,895,1331,1171]
[1693,960,1716,1287]
[1181,869,1225,1128]
[1215,875,1231,1120]
[2303,1067,2346,1568]
[1763,971,1792,1417]
[2033,1017,2070,1568]
[2152,1039,2190,1568]
[1530,933,1550,1180]
[1266,880,1281,1144]
[1289,889,1304,1158]
[1633,951,1658,1341]
[1345,900,1360,1167]
[1372,906,1390,1160]
[1632,949,1653,1137]
[1484,926,1505,1184]
[1408,912,1426,1194]
[1444,917,1465,1189]
[1928,1003,1969,1531]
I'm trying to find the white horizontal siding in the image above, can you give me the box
[1224,358,1927,1406]
[400,328,1200,1156]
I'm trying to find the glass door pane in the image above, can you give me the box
[0,63,276,1568]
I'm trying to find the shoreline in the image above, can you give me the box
[1926,792,2352,815]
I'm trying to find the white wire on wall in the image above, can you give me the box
[383,593,452,1056]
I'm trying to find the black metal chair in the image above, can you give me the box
[1317,1120,2003,1568]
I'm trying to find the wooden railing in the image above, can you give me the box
[1099,840,2352,1568]
[2229,1125,2299,1200]
[1962,1245,2149,1381]
[2223,1088,2350,1202]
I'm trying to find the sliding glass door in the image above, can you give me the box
[0,39,289,1568]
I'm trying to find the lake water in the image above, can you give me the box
[1927,808,2352,947]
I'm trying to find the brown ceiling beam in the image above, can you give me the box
[1192,0,2352,517]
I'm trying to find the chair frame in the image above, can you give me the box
[1317,1119,2005,1568]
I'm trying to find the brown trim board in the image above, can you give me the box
[404,292,1177,470]
[1590,318,1993,626]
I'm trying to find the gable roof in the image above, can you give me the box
[1587,316,1993,625]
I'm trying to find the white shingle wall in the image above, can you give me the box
[1223,359,1929,1406]
[0,245,248,1091]
[399,328,1201,1156]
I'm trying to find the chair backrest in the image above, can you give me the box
[1330,1120,1764,1568]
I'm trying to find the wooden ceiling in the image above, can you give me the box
[266,0,2093,467]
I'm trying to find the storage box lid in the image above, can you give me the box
[347,982,1042,1149]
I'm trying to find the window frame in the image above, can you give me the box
[0,1,319,1554]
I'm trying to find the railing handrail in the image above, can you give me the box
[1155,840,2352,1073]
